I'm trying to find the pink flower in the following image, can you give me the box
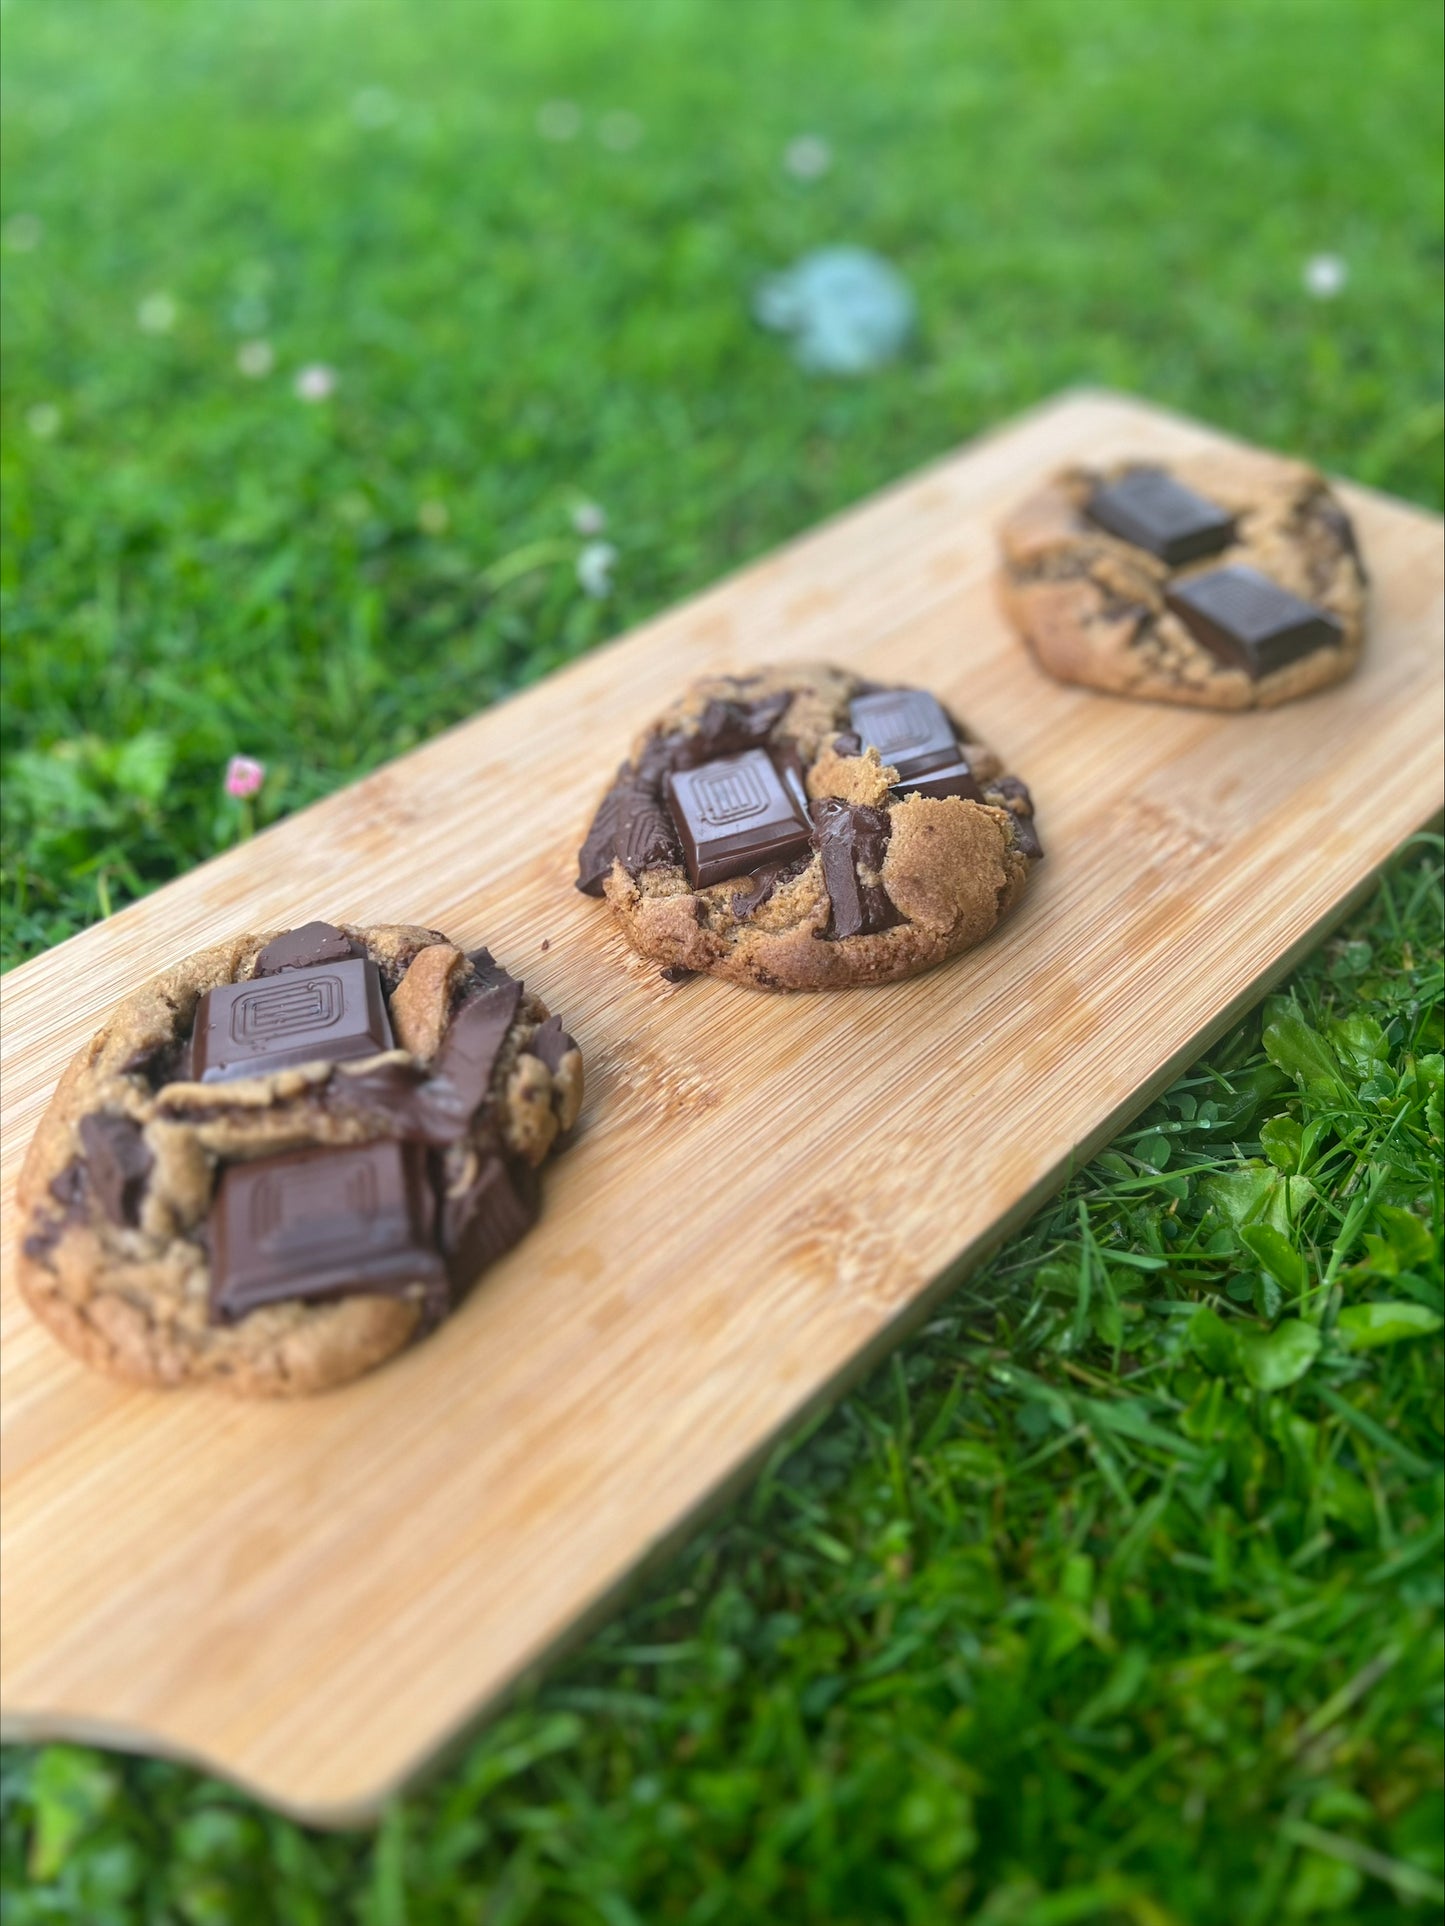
[225,755,266,799]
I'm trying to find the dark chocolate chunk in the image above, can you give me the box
[465,947,522,994]
[254,922,359,976]
[576,755,685,895]
[192,958,393,1082]
[849,688,984,804]
[1310,497,1367,583]
[811,798,899,940]
[526,1013,576,1077]
[1087,469,1235,566]
[78,1113,153,1227]
[831,731,864,757]
[577,695,798,895]
[329,977,522,1143]
[673,691,792,770]
[987,775,1044,860]
[122,1032,193,1088]
[23,1160,89,1261]
[436,979,523,1113]
[730,857,805,921]
[894,759,984,803]
[438,1154,539,1291]
[210,1140,447,1324]
[665,748,813,889]
[659,965,694,983]
[1165,565,1343,677]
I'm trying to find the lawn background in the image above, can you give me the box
[1,0,1442,1920]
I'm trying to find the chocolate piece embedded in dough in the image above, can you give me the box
[1087,468,1235,566]
[849,689,984,804]
[192,958,393,1082]
[1165,565,1343,677]
[209,1140,446,1323]
[812,798,898,940]
[665,749,813,889]
[439,1154,539,1290]
[849,688,957,779]
[78,1113,153,1227]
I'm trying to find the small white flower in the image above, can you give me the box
[598,110,643,152]
[417,498,450,535]
[294,363,337,402]
[26,402,62,439]
[537,99,582,141]
[576,540,618,598]
[4,212,44,252]
[570,499,607,536]
[137,292,178,334]
[236,338,275,378]
[1303,253,1347,299]
[784,134,832,181]
[351,86,398,129]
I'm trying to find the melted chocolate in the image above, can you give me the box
[730,857,806,921]
[811,798,899,939]
[328,977,523,1143]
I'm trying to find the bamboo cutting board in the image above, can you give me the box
[2,392,1441,1825]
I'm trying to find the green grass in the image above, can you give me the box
[2,1,1442,1920]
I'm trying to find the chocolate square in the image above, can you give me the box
[1087,469,1235,566]
[665,748,812,889]
[192,957,393,1082]
[1165,564,1343,677]
[210,1140,446,1322]
[849,689,983,803]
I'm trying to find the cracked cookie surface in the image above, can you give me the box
[997,448,1366,709]
[576,663,1041,991]
[17,922,582,1397]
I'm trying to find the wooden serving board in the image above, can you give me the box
[2,392,1441,1825]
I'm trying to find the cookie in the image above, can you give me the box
[576,664,1041,991]
[997,447,1366,708]
[17,922,583,1397]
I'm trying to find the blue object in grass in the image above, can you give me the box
[754,246,916,374]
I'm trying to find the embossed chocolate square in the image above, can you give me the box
[192,957,393,1082]
[1087,468,1235,566]
[1165,564,1343,678]
[849,689,982,803]
[210,1140,445,1322]
[665,748,812,888]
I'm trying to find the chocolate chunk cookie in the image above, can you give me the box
[576,664,1041,991]
[997,448,1366,708]
[17,922,583,1397]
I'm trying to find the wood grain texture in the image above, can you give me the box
[2,391,1441,1824]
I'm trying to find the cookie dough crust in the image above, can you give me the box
[581,664,1040,991]
[17,923,582,1397]
[997,448,1366,709]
